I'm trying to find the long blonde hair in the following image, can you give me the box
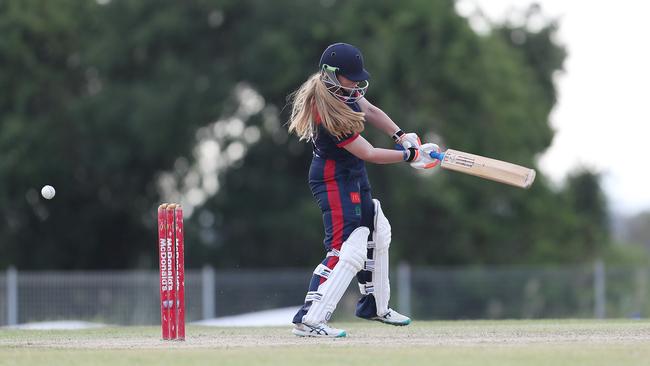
[287,73,365,141]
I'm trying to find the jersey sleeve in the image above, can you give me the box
[313,105,360,147]
[334,132,359,147]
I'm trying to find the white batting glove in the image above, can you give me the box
[392,130,421,150]
[410,143,441,169]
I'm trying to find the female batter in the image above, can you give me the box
[288,43,438,338]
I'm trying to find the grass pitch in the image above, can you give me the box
[2,320,650,366]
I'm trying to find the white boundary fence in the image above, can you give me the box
[1,261,648,326]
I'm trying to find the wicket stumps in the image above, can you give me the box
[157,203,186,341]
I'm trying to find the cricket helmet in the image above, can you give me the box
[318,43,370,103]
[319,42,370,82]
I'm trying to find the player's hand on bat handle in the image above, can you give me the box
[410,143,441,169]
[395,132,421,149]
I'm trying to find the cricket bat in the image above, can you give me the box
[429,149,536,189]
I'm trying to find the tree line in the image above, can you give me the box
[0,0,610,269]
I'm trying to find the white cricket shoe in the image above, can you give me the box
[371,309,411,326]
[292,323,347,338]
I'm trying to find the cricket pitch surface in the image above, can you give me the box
[2,320,650,365]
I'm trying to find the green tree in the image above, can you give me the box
[0,0,610,269]
[0,0,234,268]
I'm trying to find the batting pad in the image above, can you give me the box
[302,226,369,325]
[371,199,391,316]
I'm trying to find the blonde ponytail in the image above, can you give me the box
[288,73,365,141]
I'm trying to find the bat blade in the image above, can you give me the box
[430,149,536,188]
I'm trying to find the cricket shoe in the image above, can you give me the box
[371,309,411,326]
[292,323,347,338]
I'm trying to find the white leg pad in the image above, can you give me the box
[302,226,369,325]
[372,199,391,316]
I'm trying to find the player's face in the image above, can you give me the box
[321,70,368,103]
[336,75,360,88]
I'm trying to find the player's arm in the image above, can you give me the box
[358,97,420,147]
[342,134,416,164]
[358,97,400,136]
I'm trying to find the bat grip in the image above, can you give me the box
[429,151,445,161]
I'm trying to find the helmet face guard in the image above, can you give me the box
[320,64,369,104]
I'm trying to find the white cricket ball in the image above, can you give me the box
[41,185,56,200]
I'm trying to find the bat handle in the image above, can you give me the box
[429,150,445,161]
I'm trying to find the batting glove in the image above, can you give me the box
[410,143,441,169]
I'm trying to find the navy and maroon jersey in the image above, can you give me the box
[311,123,360,162]
[310,99,365,177]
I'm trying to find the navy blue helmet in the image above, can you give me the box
[319,43,370,82]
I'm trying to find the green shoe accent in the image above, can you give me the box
[369,309,412,326]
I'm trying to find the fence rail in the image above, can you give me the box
[1,262,648,326]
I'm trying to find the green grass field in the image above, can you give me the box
[2,320,650,366]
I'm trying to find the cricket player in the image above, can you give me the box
[287,42,439,337]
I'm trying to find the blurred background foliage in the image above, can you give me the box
[0,0,632,270]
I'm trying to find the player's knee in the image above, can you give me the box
[339,226,369,271]
[373,199,391,250]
